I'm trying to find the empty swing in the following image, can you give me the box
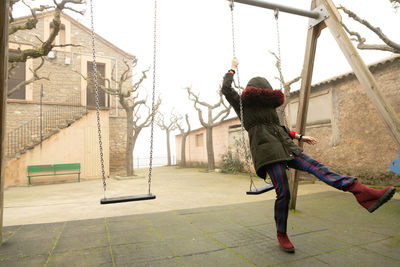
[230,0,287,195]
[88,0,158,204]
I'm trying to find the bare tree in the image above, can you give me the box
[338,4,400,54]
[186,86,231,171]
[8,0,84,94]
[156,111,178,166]
[176,114,191,168]
[391,0,400,9]
[391,0,400,7]
[79,60,161,176]
[9,0,84,62]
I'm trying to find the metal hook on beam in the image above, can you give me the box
[274,8,279,20]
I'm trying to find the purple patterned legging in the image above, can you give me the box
[266,152,356,233]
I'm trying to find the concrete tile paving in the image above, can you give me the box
[0,190,399,266]
[1,167,399,266]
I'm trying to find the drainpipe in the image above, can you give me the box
[115,59,118,116]
[40,84,43,146]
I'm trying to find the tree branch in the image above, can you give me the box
[53,43,82,48]
[137,97,161,129]
[157,111,178,131]
[212,91,231,122]
[184,114,191,133]
[9,0,21,23]
[186,86,212,108]
[9,1,52,35]
[7,57,49,97]
[176,113,191,135]
[390,0,400,9]
[53,0,85,15]
[127,67,150,97]
[9,0,85,62]
[212,106,230,124]
[211,89,224,109]
[338,5,400,53]
[270,51,285,87]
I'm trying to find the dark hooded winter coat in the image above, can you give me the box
[221,72,303,178]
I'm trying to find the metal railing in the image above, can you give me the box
[6,95,87,158]
[135,156,176,168]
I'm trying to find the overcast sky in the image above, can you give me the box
[13,0,400,161]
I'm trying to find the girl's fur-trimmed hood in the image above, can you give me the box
[240,86,285,108]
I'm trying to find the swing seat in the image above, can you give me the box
[246,183,274,195]
[100,194,156,204]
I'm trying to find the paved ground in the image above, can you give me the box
[1,166,400,266]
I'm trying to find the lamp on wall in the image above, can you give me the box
[132,57,138,67]
[47,51,56,59]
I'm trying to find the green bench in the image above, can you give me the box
[27,163,81,186]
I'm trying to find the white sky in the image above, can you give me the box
[13,0,400,161]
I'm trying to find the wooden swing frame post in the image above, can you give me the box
[0,0,9,244]
[232,0,400,209]
[291,0,400,210]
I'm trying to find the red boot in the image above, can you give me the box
[277,232,295,253]
[348,181,395,213]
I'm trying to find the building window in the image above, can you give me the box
[195,133,204,147]
[7,50,26,100]
[50,22,66,45]
[288,90,332,128]
[229,124,241,129]
[228,124,246,148]
[87,61,106,108]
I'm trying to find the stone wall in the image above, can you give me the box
[7,12,132,177]
[289,57,400,186]
[109,116,127,176]
[177,57,400,185]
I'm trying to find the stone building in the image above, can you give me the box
[175,56,400,185]
[5,11,133,186]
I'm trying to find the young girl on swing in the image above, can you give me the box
[221,57,396,253]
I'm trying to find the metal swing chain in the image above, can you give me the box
[229,1,241,89]
[147,0,158,195]
[230,1,256,191]
[89,0,107,198]
[274,9,283,90]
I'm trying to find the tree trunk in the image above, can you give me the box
[276,106,288,127]
[181,134,187,167]
[206,126,215,171]
[131,132,139,173]
[166,130,171,166]
[126,111,134,176]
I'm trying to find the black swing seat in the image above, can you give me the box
[246,183,275,195]
[100,194,156,204]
